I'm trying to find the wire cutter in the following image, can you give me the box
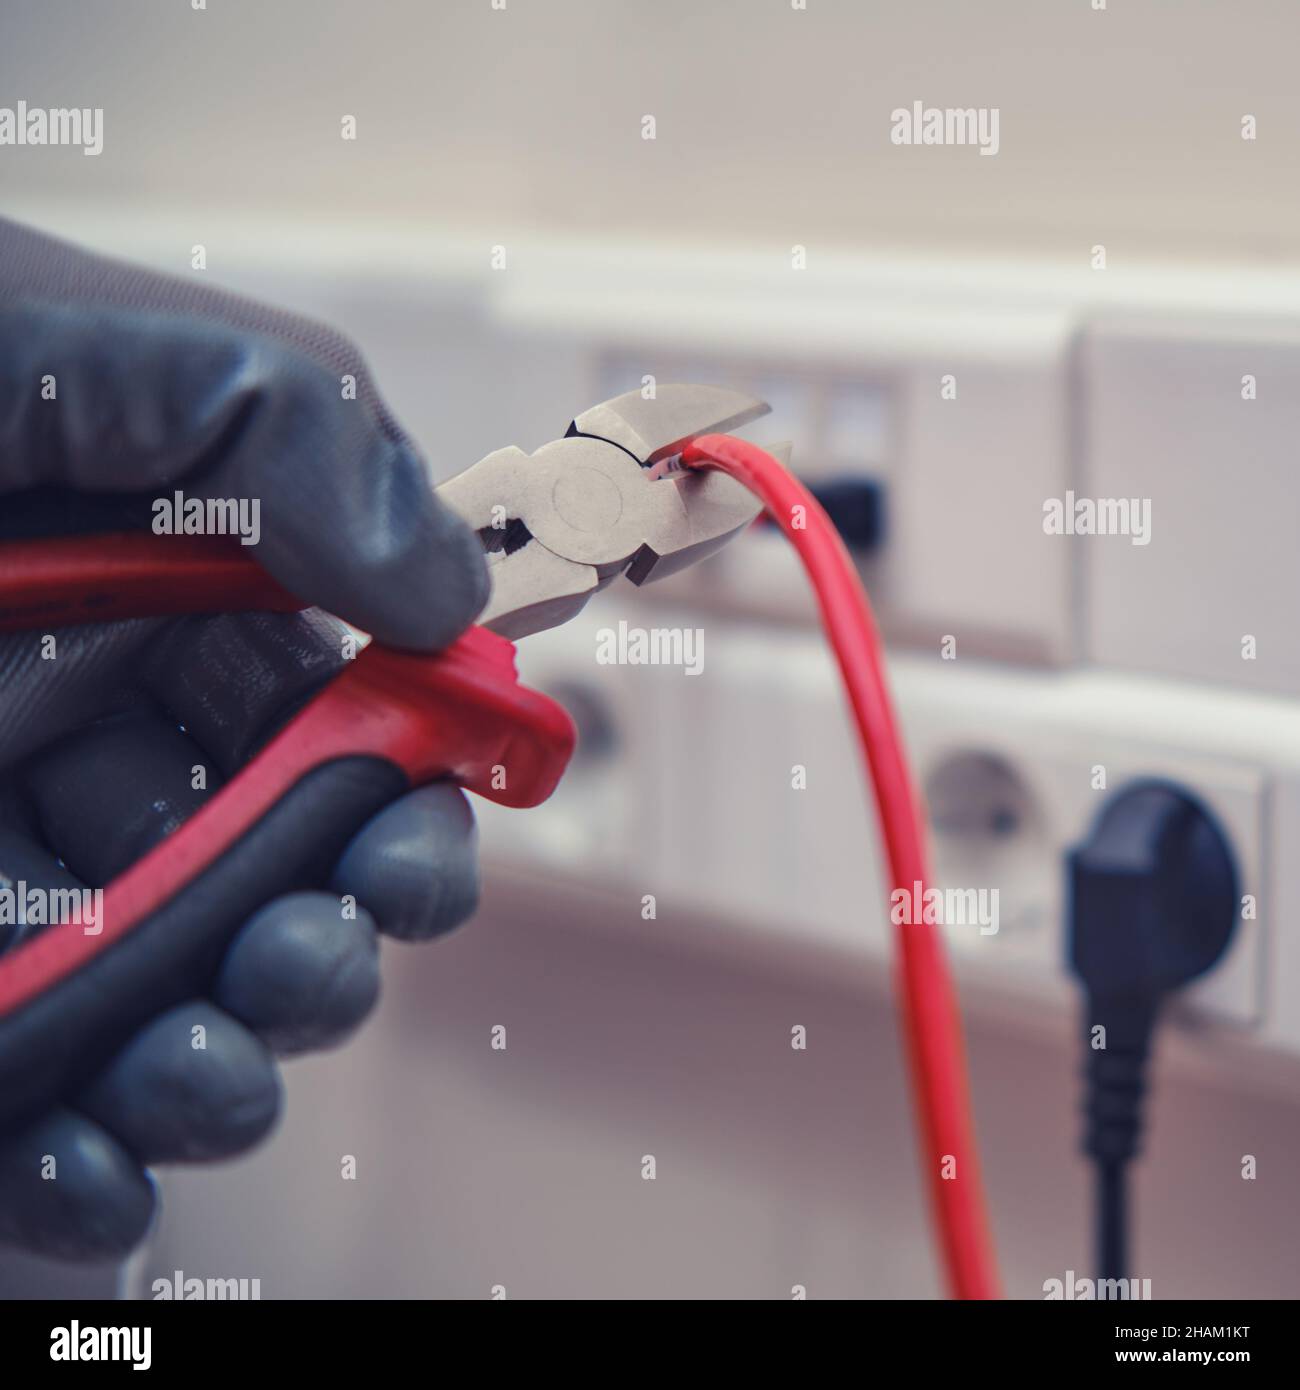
[0,383,768,1129]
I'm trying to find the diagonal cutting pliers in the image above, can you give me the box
[0,383,768,1130]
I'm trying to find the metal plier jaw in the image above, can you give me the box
[436,385,770,640]
[0,383,776,1131]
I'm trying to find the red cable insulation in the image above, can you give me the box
[681,434,1001,1300]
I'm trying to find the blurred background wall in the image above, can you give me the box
[4,0,1300,1299]
[6,0,1300,262]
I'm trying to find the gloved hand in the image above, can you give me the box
[0,217,489,1259]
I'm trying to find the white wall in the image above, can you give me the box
[4,0,1300,262]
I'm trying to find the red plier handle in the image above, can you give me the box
[0,533,575,1131]
[0,381,771,1132]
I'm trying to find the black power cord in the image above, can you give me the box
[1068,781,1238,1293]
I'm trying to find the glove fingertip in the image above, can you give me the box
[332,784,480,941]
[343,499,490,651]
[0,1111,156,1262]
[217,893,382,1055]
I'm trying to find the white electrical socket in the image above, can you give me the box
[481,604,1283,1053]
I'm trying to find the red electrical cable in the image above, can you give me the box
[680,434,1001,1301]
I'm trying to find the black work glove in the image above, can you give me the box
[0,217,489,1259]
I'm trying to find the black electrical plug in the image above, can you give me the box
[805,476,886,552]
[1067,781,1238,1292]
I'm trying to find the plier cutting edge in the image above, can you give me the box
[0,384,769,1129]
